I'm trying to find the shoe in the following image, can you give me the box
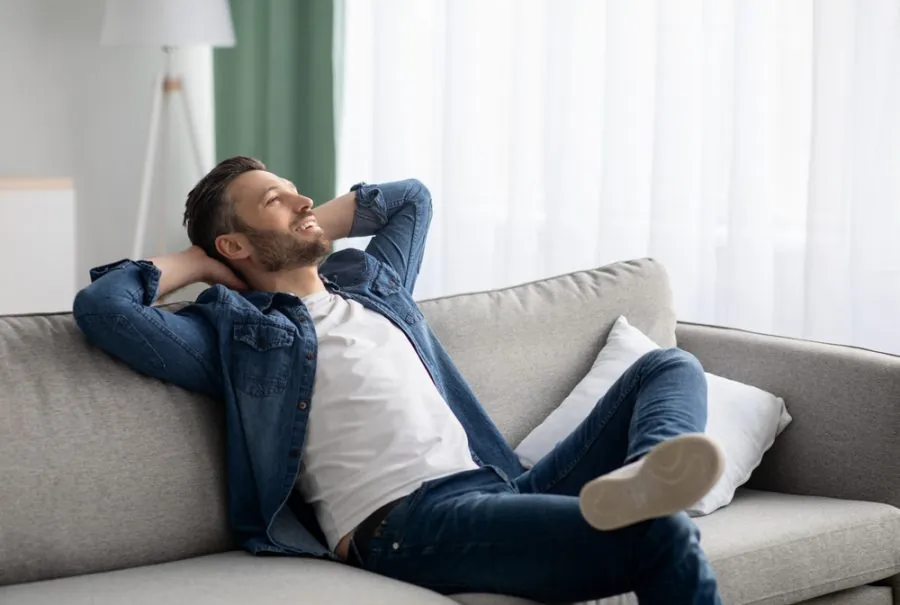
[578,433,725,531]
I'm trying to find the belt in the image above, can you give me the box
[346,496,404,567]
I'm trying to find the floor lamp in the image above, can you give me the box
[100,0,235,260]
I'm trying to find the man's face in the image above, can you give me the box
[223,169,330,271]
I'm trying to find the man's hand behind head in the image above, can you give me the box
[191,246,249,291]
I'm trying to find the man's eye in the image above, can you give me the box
[267,197,279,205]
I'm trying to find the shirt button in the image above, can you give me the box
[298,401,308,410]
[306,352,314,361]
[392,542,399,550]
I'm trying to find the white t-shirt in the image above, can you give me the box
[295,289,478,550]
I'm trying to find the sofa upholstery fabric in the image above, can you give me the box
[677,323,900,510]
[0,552,457,605]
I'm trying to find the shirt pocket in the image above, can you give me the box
[231,321,296,397]
[370,264,424,325]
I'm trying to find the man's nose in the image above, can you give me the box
[289,193,314,213]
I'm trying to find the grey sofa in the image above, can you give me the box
[1,259,898,605]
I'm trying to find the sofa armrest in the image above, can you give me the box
[676,322,900,509]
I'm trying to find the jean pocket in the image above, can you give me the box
[365,484,431,567]
[230,321,296,396]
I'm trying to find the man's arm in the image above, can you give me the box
[313,179,432,293]
[311,190,357,241]
[73,247,242,397]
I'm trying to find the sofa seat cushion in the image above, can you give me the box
[0,552,457,605]
[694,489,900,605]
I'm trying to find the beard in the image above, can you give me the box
[241,221,331,272]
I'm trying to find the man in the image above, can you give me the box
[74,156,725,604]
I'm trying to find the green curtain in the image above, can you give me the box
[214,0,337,205]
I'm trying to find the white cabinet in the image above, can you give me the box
[0,179,76,315]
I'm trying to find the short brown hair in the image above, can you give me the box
[183,156,266,260]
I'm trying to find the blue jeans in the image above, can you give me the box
[349,348,722,604]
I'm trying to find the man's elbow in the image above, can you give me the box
[73,286,100,320]
[72,287,107,345]
[405,178,432,213]
[72,284,124,323]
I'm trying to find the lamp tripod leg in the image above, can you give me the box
[178,80,208,177]
[132,71,165,261]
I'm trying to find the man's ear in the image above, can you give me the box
[215,232,251,261]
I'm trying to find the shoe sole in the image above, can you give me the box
[578,433,725,531]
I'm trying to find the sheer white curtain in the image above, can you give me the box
[335,0,900,354]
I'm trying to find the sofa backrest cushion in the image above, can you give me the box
[0,257,674,585]
[418,258,676,447]
[0,314,232,586]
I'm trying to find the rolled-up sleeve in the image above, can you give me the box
[84,259,162,306]
[347,179,433,292]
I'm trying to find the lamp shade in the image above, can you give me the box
[101,0,235,47]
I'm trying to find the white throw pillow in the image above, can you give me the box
[515,316,791,516]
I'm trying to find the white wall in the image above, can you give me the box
[0,0,215,290]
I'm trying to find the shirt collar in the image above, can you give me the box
[240,274,337,312]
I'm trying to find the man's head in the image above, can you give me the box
[183,156,330,280]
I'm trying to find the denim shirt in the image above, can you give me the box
[73,179,523,558]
